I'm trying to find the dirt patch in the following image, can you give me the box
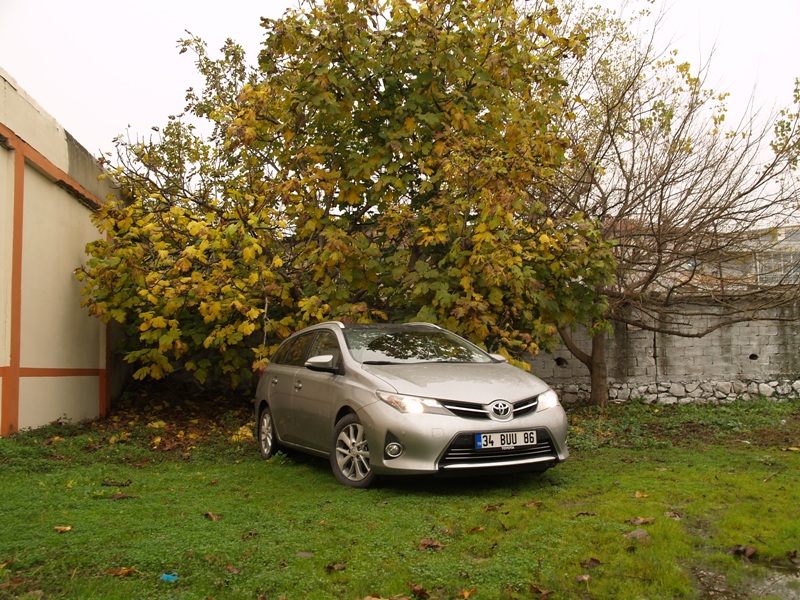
[749,417,800,448]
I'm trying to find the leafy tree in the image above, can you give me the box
[78,0,615,389]
[544,0,800,405]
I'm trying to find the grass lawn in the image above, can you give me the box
[1,383,799,599]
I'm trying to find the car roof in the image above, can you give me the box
[339,322,442,331]
[288,321,443,336]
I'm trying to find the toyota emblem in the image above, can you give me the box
[489,400,513,421]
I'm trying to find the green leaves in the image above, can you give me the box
[77,0,615,388]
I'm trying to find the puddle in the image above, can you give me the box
[694,566,800,599]
[748,569,800,599]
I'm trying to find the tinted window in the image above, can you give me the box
[278,333,315,367]
[270,340,292,365]
[308,331,341,363]
[343,327,492,364]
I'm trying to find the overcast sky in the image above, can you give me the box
[1,0,798,157]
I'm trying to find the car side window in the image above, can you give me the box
[307,331,341,365]
[270,340,292,365]
[283,333,314,367]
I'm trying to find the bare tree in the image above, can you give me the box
[543,0,800,405]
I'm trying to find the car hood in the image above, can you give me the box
[362,362,550,403]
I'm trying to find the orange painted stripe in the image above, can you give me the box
[18,368,104,377]
[1,146,25,435]
[0,123,101,209]
[0,121,107,435]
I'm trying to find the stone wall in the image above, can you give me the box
[525,303,800,404]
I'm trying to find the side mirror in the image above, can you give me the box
[489,353,508,363]
[305,354,343,374]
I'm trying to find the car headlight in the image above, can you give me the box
[377,391,450,415]
[538,389,560,410]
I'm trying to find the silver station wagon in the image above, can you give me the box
[254,322,568,487]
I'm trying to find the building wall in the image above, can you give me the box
[0,67,116,434]
[527,305,800,404]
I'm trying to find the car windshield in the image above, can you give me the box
[343,326,493,364]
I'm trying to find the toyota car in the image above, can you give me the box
[254,322,568,487]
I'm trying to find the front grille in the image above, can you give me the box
[438,429,557,470]
[441,395,539,420]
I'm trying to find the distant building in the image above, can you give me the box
[0,67,120,435]
[750,225,800,287]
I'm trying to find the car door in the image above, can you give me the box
[289,330,343,453]
[265,332,314,444]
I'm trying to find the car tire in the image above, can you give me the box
[258,404,278,460]
[330,413,375,488]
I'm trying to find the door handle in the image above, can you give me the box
[294,382,303,391]
[270,378,278,385]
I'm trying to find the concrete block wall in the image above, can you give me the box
[527,303,800,404]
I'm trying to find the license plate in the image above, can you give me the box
[475,430,537,450]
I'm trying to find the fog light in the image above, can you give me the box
[385,442,404,458]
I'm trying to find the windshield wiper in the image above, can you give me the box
[362,360,400,365]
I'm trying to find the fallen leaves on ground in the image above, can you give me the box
[325,563,346,573]
[730,545,757,559]
[0,577,23,591]
[53,526,72,533]
[416,538,443,551]
[580,558,603,568]
[204,512,223,521]
[106,566,139,576]
[529,583,554,599]
[108,493,139,500]
[101,479,132,487]
[232,426,254,443]
[82,380,256,456]
[633,491,650,498]
[626,517,656,526]
[408,582,429,598]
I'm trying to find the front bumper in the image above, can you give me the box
[356,400,569,476]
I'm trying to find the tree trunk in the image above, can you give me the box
[558,326,609,407]
[588,333,608,407]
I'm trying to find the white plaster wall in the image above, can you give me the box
[0,146,12,368]
[18,376,99,429]
[0,69,69,172]
[20,165,101,369]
